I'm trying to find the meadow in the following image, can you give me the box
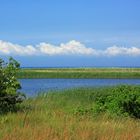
[0,85,140,140]
[18,68,140,79]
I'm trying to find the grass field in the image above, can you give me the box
[18,68,140,79]
[0,86,140,140]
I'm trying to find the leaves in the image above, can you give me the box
[0,57,25,114]
[94,85,140,118]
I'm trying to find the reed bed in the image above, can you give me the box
[0,86,140,140]
[18,68,140,79]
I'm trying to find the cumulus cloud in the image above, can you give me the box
[0,40,37,55]
[104,45,140,56]
[37,40,97,55]
[0,40,97,56]
[0,40,140,57]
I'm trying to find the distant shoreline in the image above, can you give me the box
[21,66,140,69]
[18,68,140,79]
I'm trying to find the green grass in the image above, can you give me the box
[0,85,140,140]
[17,68,140,78]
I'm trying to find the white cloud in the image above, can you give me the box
[0,40,140,57]
[0,40,37,55]
[104,45,140,56]
[37,40,97,55]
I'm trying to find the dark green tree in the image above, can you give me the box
[0,57,25,114]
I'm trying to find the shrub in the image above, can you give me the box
[94,85,140,118]
[0,57,25,114]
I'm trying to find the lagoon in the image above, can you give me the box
[19,78,140,96]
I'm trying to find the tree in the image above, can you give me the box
[0,57,25,114]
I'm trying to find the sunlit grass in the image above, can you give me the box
[17,68,140,79]
[0,86,140,140]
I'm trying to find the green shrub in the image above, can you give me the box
[94,85,140,118]
[0,57,25,114]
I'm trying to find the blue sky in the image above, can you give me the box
[0,0,140,67]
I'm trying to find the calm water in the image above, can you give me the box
[19,79,140,96]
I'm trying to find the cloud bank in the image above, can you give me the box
[0,40,140,57]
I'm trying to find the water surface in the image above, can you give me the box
[19,79,140,96]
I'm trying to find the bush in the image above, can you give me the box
[94,85,140,118]
[0,57,25,114]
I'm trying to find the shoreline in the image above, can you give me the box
[17,68,140,79]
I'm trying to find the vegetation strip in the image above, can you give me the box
[0,85,140,139]
[18,68,140,78]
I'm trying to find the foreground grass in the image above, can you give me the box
[0,86,140,140]
[18,68,140,79]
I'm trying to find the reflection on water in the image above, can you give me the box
[19,78,140,96]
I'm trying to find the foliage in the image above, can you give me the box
[0,86,140,139]
[94,85,140,118]
[1,92,140,140]
[0,57,25,114]
[45,85,140,119]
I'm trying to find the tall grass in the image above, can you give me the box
[17,68,140,79]
[0,86,140,140]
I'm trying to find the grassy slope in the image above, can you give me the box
[18,68,140,78]
[0,87,140,140]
